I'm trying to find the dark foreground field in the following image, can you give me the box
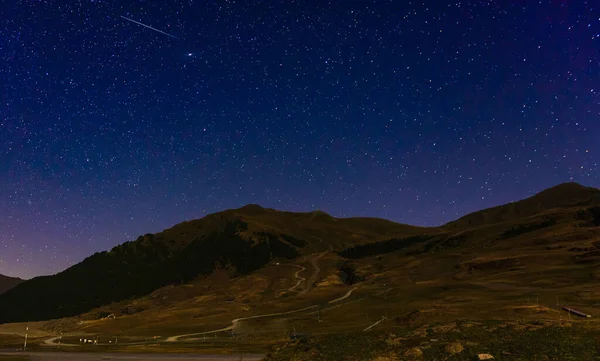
[263,320,600,361]
[0,352,263,361]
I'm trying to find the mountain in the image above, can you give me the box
[0,182,598,326]
[0,274,23,295]
[0,204,429,323]
[445,182,600,228]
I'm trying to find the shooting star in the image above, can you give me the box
[120,15,180,39]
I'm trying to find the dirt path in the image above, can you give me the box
[43,285,359,347]
[299,251,327,296]
[165,305,319,342]
[287,265,306,292]
[42,336,77,347]
[328,288,358,304]
[363,316,387,331]
[42,251,341,348]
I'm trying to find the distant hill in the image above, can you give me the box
[0,182,598,324]
[0,274,23,295]
[445,182,600,229]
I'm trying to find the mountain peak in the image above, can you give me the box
[236,204,270,216]
[239,203,265,210]
[530,182,599,206]
[447,182,600,228]
[537,182,594,195]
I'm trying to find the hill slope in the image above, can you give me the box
[445,182,600,228]
[0,182,598,326]
[0,205,428,323]
[0,274,23,295]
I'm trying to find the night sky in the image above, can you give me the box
[2,1,599,279]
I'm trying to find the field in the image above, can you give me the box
[0,356,29,361]
[263,320,600,361]
[2,245,599,359]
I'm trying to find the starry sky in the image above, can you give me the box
[1,1,599,279]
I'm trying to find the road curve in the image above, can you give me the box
[41,251,357,349]
[328,287,358,304]
[43,287,359,347]
[165,304,319,342]
[287,264,306,292]
[43,336,77,347]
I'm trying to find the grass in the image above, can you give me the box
[0,356,29,361]
[263,320,600,361]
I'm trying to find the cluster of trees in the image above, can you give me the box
[499,218,557,239]
[336,261,363,286]
[0,221,300,323]
[576,206,600,227]
[338,235,434,259]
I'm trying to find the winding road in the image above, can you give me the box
[41,251,355,349]
[165,304,319,342]
[43,286,359,347]
[287,265,306,292]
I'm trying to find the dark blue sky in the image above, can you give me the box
[1,0,599,278]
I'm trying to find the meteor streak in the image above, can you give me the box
[120,16,179,39]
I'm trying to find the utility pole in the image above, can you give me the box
[23,326,28,351]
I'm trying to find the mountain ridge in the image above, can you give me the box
[0,182,598,324]
[445,182,600,228]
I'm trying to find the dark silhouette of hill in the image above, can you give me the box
[0,182,598,324]
[445,182,600,228]
[0,274,23,295]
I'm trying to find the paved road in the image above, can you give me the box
[0,352,263,360]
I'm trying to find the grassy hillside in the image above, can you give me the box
[263,321,600,361]
[0,182,598,336]
[0,275,22,296]
[0,205,426,323]
[445,182,600,228]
